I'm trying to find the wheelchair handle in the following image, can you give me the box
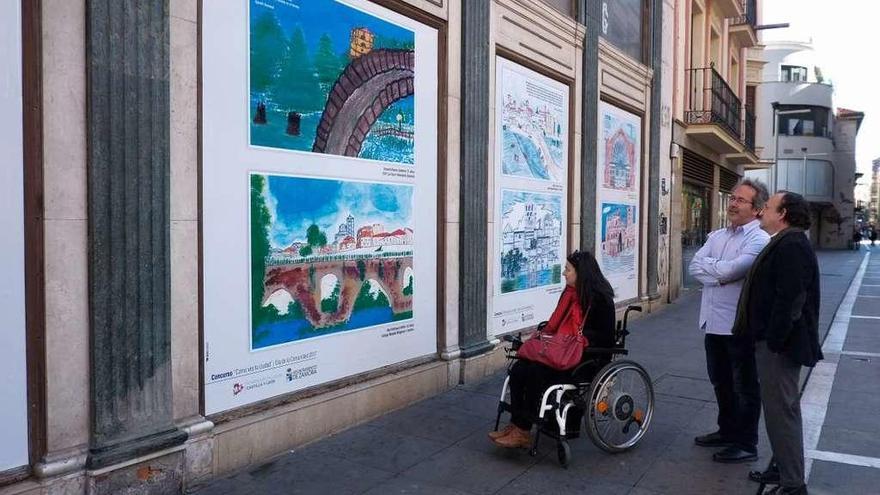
[622,305,642,331]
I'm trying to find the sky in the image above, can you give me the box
[760,0,880,200]
[250,0,413,55]
[263,175,413,249]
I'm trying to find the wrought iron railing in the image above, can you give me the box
[685,65,742,141]
[731,0,757,27]
[743,107,756,153]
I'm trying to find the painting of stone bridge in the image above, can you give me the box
[249,0,416,165]
[250,173,415,349]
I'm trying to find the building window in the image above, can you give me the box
[777,105,830,137]
[541,0,576,17]
[601,0,648,62]
[781,65,808,82]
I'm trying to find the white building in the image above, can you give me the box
[745,41,863,248]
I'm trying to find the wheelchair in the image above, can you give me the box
[493,305,655,468]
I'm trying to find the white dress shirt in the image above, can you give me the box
[689,219,770,335]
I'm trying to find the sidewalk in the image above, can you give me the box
[191,248,879,495]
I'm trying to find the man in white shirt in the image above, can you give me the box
[689,178,771,463]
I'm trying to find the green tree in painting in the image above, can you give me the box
[306,224,328,249]
[314,33,345,86]
[353,281,391,310]
[402,275,413,296]
[250,175,274,330]
[250,12,286,93]
[501,248,526,279]
[321,281,341,313]
[275,26,324,112]
[373,34,415,51]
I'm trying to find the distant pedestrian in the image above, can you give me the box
[870,227,877,246]
[689,179,770,463]
[851,229,861,250]
[733,191,822,495]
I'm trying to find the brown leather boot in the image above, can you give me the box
[492,426,531,448]
[488,424,515,440]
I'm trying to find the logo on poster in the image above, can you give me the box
[286,365,318,382]
[232,383,244,396]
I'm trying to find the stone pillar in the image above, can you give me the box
[458,0,492,358]
[646,0,663,297]
[579,0,600,250]
[86,0,186,472]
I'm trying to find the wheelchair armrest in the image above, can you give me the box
[536,321,548,332]
[582,347,628,356]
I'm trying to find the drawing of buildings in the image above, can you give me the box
[604,128,637,190]
[602,205,636,257]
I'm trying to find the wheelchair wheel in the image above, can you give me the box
[584,360,654,453]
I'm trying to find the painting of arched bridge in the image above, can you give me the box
[312,49,415,157]
[260,255,414,342]
[249,0,417,164]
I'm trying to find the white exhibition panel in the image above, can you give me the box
[0,0,30,472]
[490,57,569,336]
[595,101,641,302]
[202,0,438,414]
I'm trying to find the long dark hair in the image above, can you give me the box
[566,250,614,312]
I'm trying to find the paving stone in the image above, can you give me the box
[499,459,634,495]
[360,474,474,495]
[399,446,537,495]
[368,401,494,445]
[842,319,880,354]
[191,452,394,494]
[652,374,715,403]
[851,298,880,317]
[808,460,880,494]
[816,424,880,459]
[300,424,449,474]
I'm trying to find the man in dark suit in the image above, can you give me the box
[732,191,822,495]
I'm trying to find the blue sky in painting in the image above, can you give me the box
[262,174,413,249]
[501,190,561,216]
[250,0,414,54]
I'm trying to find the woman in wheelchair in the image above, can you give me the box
[490,250,616,449]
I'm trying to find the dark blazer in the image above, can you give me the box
[583,293,616,349]
[740,230,823,367]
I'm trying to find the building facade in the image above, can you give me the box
[744,41,863,249]
[869,158,880,227]
[2,0,681,493]
[668,0,761,295]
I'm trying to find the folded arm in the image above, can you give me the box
[696,232,768,285]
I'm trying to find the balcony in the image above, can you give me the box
[726,108,757,165]
[729,0,758,46]
[685,66,759,165]
[685,66,743,154]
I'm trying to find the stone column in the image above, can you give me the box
[86,0,186,470]
[646,0,663,297]
[458,0,492,358]
[579,0,600,250]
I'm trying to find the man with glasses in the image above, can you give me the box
[689,178,770,463]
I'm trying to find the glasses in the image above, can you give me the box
[728,195,754,206]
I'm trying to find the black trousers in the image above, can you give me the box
[705,333,762,452]
[508,359,569,430]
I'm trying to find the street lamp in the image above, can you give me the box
[771,102,811,191]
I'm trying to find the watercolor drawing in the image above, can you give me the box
[600,105,639,191]
[250,0,415,164]
[499,190,563,293]
[599,203,637,274]
[250,173,414,349]
[499,65,566,181]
